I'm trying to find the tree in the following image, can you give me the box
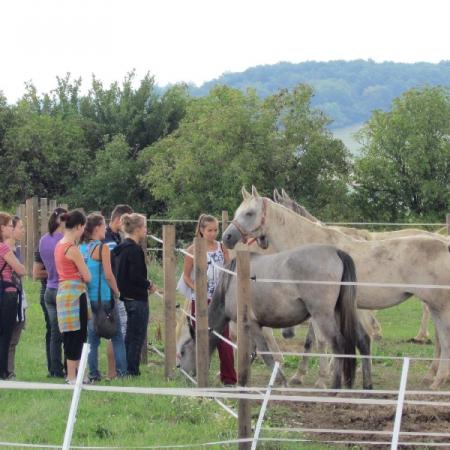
[353,86,450,221]
[140,84,351,219]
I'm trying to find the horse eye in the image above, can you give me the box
[180,350,185,357]
[246,211,254,217]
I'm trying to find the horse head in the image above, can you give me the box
[223,186,269,250]
[177,318,197,375]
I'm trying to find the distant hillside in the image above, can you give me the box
[188,60,450,129]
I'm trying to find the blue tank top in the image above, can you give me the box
[79,240,112,302]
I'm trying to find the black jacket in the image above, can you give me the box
[112,238,151,301]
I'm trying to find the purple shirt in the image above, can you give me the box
[38,232,63,289]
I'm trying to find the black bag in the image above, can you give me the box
[92,244,117,339]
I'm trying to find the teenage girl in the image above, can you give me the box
[183,214,237,386]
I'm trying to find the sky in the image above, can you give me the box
[1,0,449,102]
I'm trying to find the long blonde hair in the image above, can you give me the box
[121,213,146,235]
[195,214,218,238]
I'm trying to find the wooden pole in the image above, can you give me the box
[140,215,149,365]
[237,250,252,450]
[194,236,209,388]
[221,210,229,238]
[40,198,48,238]
[163,224,177,379]
[25,197,38,277]
[18,204,26,264]
[48,199,57,213]
[447,213,450,236]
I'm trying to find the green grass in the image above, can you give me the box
[0,260,437,449]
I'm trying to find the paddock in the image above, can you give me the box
[1,198,450,449]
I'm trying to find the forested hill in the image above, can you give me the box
[188,60,450,128]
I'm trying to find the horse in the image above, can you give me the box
[273,188,445,343]
[223,187,450,389]
[179,244,366,389]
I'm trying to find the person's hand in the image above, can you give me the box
[148,283,157,294]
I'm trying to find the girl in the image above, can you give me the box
[38,207,67,378]
[0,212,26,379]
[55,210,91,384]
[79,213,127,381]
[6,216,27,378]
[112,213,155,376]
[183,214,237,386]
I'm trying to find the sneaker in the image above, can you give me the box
[88,375,102,383]
[65,379,76,385]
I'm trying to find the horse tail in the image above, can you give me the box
[336,249,358,388]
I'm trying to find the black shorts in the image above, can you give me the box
[62,293,88,360]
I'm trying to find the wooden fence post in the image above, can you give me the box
[447,213,450,236]
[237,250,252,450]
[194,236,209,388]
[163,224,177,379]
[40,198,48,238]
[221,210,229,238]
[17,204,26,264]
[49,199,57,214]
[25,197,39,277]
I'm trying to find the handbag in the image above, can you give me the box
[92,243,117,339]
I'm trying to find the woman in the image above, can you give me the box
[55,210,91,384]
[112,213,155,376]
[183,214,236,386]
[0,212,26,379]
[5,216,27,378]
[79,213,127,381]
[38,207,67,378]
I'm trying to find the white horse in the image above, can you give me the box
[223,187,450,389]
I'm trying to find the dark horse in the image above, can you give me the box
[179,244,360,389]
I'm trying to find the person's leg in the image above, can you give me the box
[7,320,25,376]
[124,300,149,376]
[216,323,237,385]
[110,307,127,377]
[44,288,65,377]
[87,305,101,380]
[63,330,83,383]
[40,293,52,374]
[106,341,116,379]
[0,292,19,379]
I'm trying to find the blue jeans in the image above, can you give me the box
[88,302,127,378]
[44,288,65,377]
[124,300,149,376]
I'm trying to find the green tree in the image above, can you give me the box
[140,84,351,219]
[353,86,450,221]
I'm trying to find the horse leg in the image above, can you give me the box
[423,323,439,384]
[311,313,345,390]
[413,303,431,343]
[289,322,315,386]
[249,321,287,385]
[312,322,330,390]
[369,311,383,341]
[262,327,284,364]
[355,319,373,390]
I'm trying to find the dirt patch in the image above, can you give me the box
[266,393,450,448]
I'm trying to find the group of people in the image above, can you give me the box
[1,206,236,385]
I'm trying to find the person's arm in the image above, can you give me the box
[222,244,231,265]
[33,261,47,280]
[66,246,91,283]
[100,245,120,297]
[182,244,195,290]
[3,250,26,276]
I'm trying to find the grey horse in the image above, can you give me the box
[179,244,362,389]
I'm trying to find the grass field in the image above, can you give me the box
[0,258,438,449]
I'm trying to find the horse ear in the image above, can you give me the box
[242,186,251,200]
[251,185,260,197]
[273,188,281,202]
[281,188,291,200]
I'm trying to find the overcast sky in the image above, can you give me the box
[1,0,449,102]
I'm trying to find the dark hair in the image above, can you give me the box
[111,204,133,222]
[48,207,68,235]
[60,209,86,230]
[195,214,218,238]
[80,213,105,243]
[12,215,22,228]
